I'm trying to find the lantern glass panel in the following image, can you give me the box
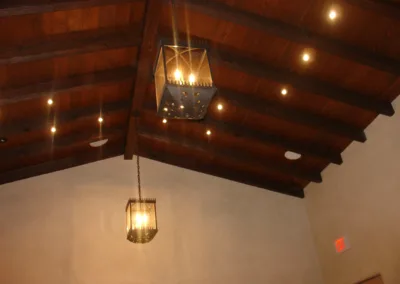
[154,43,217,120]
[126,199,158,243]
[154,47,166,106]
[126,202,131,232]
[163,45,213,86]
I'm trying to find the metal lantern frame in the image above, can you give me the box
[153,38,218,120]
[126,198,158,244]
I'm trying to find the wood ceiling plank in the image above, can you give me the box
[125,0,162,159]
[0,26,141,65]
[0,0,144,18]
[0,140,124,185]
[138,127,322,183]
[0,100,129,137]
[212,48,394,116]
[142,102,342,165]
[138,136,305,198]
[202,116,343,165]
[218,88,366,142]
[184,0,400,76]
[0,127,124,161]
[343,0,400,21]
[0,66,135,106]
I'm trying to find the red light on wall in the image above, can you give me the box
[334,236,350,253]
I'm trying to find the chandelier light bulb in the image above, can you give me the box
[162,118,167,124]
[188,74,196,84]
[51,126,56,133]
[98,117,103,123]
[206,130,212,136]
[217,104,223,110]
[174,69,182,80]
[281,88,288,96]
[47,99,53,105]
[134,213,149,228]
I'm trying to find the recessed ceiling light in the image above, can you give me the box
[90,139,109,148]
[51,126,56,133]
[0,137,7,143]
[47,99,53,105]
[285,151,302,160]
[302,53,310,62]
[206,130,212,136]
[162,118,167,124]
[329,9,337,20]
[281,88,288,96]
[217,104,223,110]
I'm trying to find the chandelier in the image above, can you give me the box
[126,117,158,244]
[154,39,217,120]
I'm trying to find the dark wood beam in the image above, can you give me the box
[0,100,129,137]
[0,26,141,65]
[0,141,124,186]
[212,49,394,116]
[125,0,162,159]
[138,127,322,183]
[0,127,125,161]
[202,116,343,165]
[343,0,400,21]
[142,103,342,165]
[218,88,366,142]
[0,0,144,17]
[0,67,134,106]
[184,0,400,76]
[138,135,304,198]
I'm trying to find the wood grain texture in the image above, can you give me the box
[138,127,322,183]
[138,135,305,198]
[0,0,144,17]
[212,48,394,116]
[0,26,141,65]
[125,0,162,159]
[0,67,135,106]
[184,0,400,75]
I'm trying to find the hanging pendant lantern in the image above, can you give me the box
[154,39,217,120]
[126,117,158,244]
[126,198,158,243]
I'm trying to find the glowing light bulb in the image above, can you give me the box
[51,126,56,133]
[98,117,103,123]
[329,10,337,20]
[134,213,149,228]
[162,118,167,124]
[281,88,288,96]
[174,69,182,80]
[189,74,196,84]
[217,104,223,110]
[302,53,310,62]
[47,99,53,105]
[206,130,212,136]
[163,107,168,112]
[180,105,184,109]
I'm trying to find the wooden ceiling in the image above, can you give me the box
[0,0,399,198]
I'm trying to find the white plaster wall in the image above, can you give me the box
[306,98,400,284]
[0,156,323,284]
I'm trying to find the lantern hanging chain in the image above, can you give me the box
[135,116,142,201]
